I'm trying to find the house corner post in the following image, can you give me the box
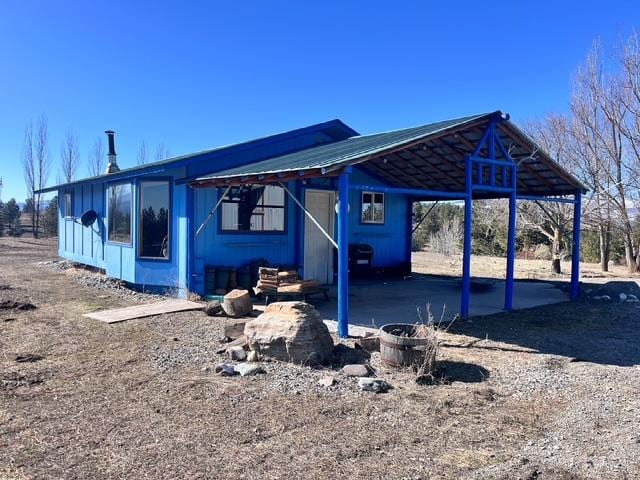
[571,191,582,300]
[461,156,473,318]
[337,169,351,337]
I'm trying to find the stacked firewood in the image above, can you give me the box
[256,267,280,292]
[256,267,319,293]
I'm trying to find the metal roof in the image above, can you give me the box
[190,111,586,197]
[192,113,489,182]
[35,119,357,194]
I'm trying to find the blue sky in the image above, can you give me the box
[1,1,638,202]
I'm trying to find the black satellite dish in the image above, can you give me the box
[80,209,98,227]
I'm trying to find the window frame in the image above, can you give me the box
[218,184,287,235]
[63,191,73,219]
[360,191,385,225]
[137,178,172,261]
[106,181,133,246]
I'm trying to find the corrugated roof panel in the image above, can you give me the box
[193,113,491,181]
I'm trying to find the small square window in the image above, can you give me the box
[361,191,384,224]
[64,192,73,218]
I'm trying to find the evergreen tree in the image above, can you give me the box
[41,196,58,237]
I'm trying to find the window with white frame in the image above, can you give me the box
[221,185,286,232]
[361,191,384,224]
[64,192,73,218]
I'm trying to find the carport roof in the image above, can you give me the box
[190,111,587,197]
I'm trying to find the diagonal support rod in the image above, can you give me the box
[279,182,339,249]
[195,185,232,238]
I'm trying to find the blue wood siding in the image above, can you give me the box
[347,168,409,268]
[52,123,414,296]
[191,181,298,294]
[57,183,106,269]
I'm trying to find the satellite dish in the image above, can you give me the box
[80,209,98,227]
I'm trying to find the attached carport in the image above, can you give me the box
[188,111,587,337]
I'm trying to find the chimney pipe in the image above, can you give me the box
[105,130,120,174]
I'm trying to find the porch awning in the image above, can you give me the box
[188,111,586,198]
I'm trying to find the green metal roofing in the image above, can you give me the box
[192,113,493,182]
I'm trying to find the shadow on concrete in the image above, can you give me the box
[316,272,569,327]
[450,281,640,367]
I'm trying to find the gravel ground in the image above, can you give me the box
[1,237,639,479]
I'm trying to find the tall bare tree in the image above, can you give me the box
[60,129,79,183]
[522,115,575,273]
[137,141,148,165]
[87,138,105,176]
[155,143,170,161]
[32,115,51,238]
[21,121,36,234]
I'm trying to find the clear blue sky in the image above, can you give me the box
[1,1,638,202]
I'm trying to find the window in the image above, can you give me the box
[64,192,73,218]
[139,181,170,259]
[221,185,285,232]
[107,183,132,244]
[361,191,384,224]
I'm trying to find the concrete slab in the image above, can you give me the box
[315,273,569,328]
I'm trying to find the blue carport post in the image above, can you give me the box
[504,164,517,310]
[337,168,351,337]
[461,156,473,317]
[570,190,582,299]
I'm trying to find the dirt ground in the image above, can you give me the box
[412,250,636,282]
[1,237,639,480]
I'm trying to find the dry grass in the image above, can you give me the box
[412,250,638,282]
[1,238,639,479]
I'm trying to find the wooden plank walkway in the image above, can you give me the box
[83,299,204,324]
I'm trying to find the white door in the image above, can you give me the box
[303,190,335,285]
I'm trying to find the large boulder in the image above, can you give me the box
[244,301,334,365]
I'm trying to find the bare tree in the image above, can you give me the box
[60,129,79,183]
[137,141,148,165]
[21,121,36,234]
[33,115,50,238]
[155,143,170,161]
[87,138,105,176]
[523,115,575,273]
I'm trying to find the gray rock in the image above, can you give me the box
[214,363,237,376]
[341,364,371,377]
[246,350,259,362]
[204,301,223,316]
[355,335,380,352]
[227,346,247,361]
[317,376,336,387]
[358,378,390,393]
[234,363,266,377]
[244,302,334,365]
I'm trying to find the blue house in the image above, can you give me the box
[38,111,586,336]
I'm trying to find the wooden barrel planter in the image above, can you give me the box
[380,323,435,369]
